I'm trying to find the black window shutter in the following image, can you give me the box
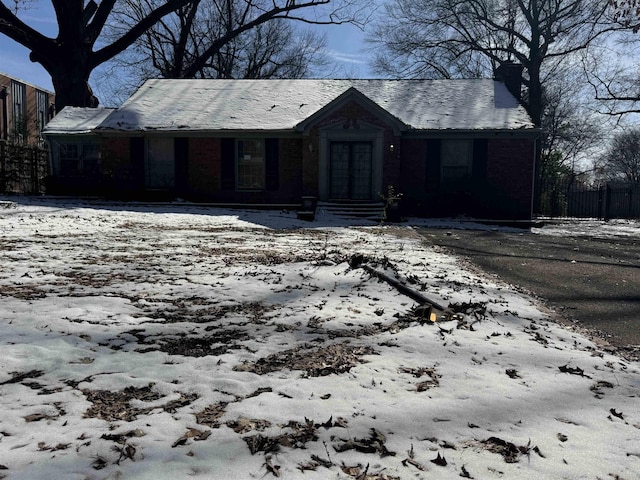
[130,137,145,188]
[265,138,279,191]
[175,137,189,195]
[472,139,488,180]
[425,139,441,189]
[221,138,235,190]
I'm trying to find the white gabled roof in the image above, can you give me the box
[43,107,116,135]
[94,79,535,133]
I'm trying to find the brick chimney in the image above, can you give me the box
[494,61,524,101]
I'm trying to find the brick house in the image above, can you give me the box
[0,72,56,146]
[43,77,538,219]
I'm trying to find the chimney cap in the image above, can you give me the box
[494,61,524,78]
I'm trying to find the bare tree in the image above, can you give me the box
[369,0,621,210]
[209,20,329,79]
[597,128,640,182]
[540,65,605,183]
[609,0,640,31]
[0,0,365,110]
[584,2,640,115]
[0,0,194,110]
[104,0,330,92]
[369,0,618,128]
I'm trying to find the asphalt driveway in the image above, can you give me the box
[417,226,640,359]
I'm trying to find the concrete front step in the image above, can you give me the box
[317,201,385,220]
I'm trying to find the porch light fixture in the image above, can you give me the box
[308,143,314,153]
[389,144,395,153]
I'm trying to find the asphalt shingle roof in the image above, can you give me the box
[43,107,115,135]
[51,79,537,133]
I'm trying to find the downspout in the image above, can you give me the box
[0,86,8,141]
[0,86,7,193]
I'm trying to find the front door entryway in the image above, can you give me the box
[329,142,373,200]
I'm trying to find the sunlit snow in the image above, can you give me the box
[0,197,638,480]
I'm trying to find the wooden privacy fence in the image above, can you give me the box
[539,180,640,219]
[0,141,49,195]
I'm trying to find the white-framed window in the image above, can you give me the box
[441,139,472,183]
[11,80,27,144]
[236,138,265,190]
[58,142,100,176]
[36,90,49,144]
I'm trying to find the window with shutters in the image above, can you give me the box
[236,139,265,190]
[441,139,472,183]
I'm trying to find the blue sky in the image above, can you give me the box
[0,1,374,98]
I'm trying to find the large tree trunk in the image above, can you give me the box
[49,68,99,112]
[30,40,99,111]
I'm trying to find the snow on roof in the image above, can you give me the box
[43,107,116,135]
[96,79,536,133]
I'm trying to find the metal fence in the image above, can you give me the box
[0,141,49,194]
[539,180,640,219]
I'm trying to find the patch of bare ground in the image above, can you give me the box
[0,238,20,250]
[54,269,151,288]
[398,366,441,391]
[142,300,275,325]
[82,385,196,422]
[151,329,249,357]
[0,284,47,300]
[234,342,377,377]
[244,419,319,454]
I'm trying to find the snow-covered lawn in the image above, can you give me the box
[1,198,638,480]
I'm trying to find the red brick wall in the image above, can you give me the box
[397,137,535,219]
[97,129,534,218]
[303,129,320,196]
[186,137,303,203]
[399,138,428,204]
[383,136,402,193]
[0,73,55,146]
[102,137,130,174]
[486,138,535,218]
[279,137,304,201]
[188,137,221,196]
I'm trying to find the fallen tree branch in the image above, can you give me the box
[349,255,453,319]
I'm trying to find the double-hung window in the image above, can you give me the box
[441,139,472,183]
[236,139,265,190]
[58,143,100,176]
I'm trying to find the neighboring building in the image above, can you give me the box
[0,72,56,146]
[43,76,539,219]
[42,107,115,194]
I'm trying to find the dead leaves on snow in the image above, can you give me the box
[558,364,592,378]
[0,370,44,386]
[234,342,377,377]
[478,436,544,463]
[334,428,396,457]
[195,402,227,428]
[154,329,249,357]
[398,366,441,391]
[171,428,211,447]
[82,384,197,422]
[244,418,319,454]
[340,463,400,480]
